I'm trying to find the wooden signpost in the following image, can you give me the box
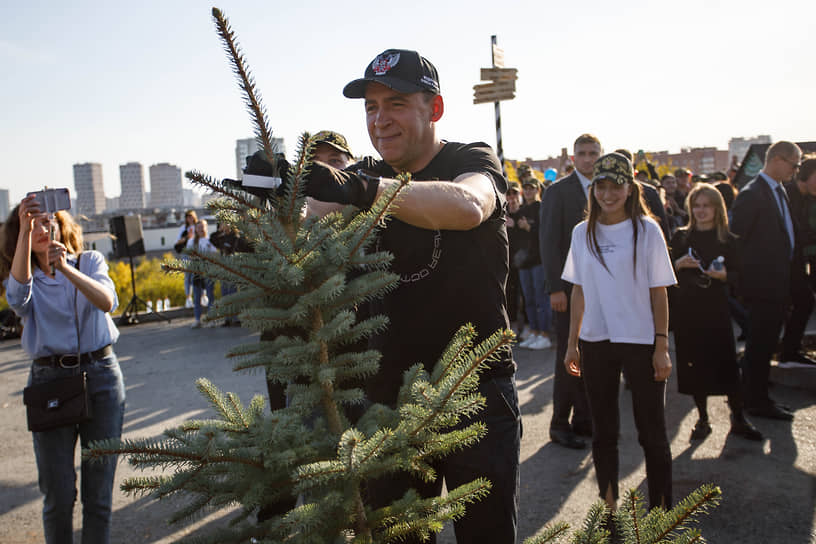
[473,36,518,174]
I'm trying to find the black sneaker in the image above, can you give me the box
[780,352,816,366]
[730,414,763,441]
[690,419,711,441]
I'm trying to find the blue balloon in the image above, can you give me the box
[544,168,558,182]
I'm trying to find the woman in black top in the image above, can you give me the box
[516,177,553,350]
[670,184,762,441]
[505,181,526,333]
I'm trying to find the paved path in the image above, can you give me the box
[1,317,814,543]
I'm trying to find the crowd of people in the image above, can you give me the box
[2,44,814,543]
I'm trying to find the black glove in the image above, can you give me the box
[304,161,380,209]
[223,151,290,201]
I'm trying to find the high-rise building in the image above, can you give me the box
[119,162,146,210]
[149,163,183,209]
[73,163,106,216]
[0,189,9,222]
[183,188,202,208]
[235,137,285,179]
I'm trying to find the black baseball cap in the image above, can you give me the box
[343,49,440,99]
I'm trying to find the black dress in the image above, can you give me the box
[670,228,740,395]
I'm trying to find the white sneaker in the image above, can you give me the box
[525,335,544,350]
[530,335,552,350]
[519,325,533,341]
[191,320,201,329]
[518,335,536,349]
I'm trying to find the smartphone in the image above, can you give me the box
[688,247,706,272]
[27,188,71,213]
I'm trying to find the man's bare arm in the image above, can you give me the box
[375,172,497,231]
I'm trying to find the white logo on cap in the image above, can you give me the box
[372,52,400,75]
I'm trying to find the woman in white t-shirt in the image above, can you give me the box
[562,152,676,515]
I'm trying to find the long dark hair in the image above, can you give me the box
[585,181,652,274]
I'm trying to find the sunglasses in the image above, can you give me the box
[779,156,802,169]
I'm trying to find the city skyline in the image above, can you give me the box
[2,1,814,206]
[14,134,769,211]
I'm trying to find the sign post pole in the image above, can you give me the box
[491,36,504,175]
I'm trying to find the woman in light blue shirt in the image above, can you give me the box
[1,195,124,544]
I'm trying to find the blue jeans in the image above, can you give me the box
[518,264,551,332]
[29,353,126,544]
[366,375,521,543]
[193,280,215,321]
[183,272,193,297]
[221,282,237,323]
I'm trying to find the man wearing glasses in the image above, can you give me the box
[731,141,806,421]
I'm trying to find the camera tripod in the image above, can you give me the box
[118,253,171,326]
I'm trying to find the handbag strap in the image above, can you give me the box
[74,253,82,372]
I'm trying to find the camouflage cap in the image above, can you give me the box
[592,152,634,185]
[313,130,353,157]
[507,181,521,193]
[521,177,540,189]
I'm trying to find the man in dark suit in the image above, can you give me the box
[539,134,598,449]
[781,155,816,365]
[731,141,805,421]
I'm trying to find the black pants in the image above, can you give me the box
[580,340,672,509]
[742,298,787,408]
[781,270,815,358]
[551,288,590,432]
[507,265,522,325]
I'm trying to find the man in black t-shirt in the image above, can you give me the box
[303,48,520,544]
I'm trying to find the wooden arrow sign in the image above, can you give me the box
[473,79,516,104]
[480,67,518,82]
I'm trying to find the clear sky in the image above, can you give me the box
[2,0,814,205]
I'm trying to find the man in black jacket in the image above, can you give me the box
[731,141,805,420]
[538,134,597,449]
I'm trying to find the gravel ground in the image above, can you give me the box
[1,317,814,543]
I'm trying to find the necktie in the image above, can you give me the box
[776,185,794,258]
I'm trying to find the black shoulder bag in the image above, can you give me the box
[23,254,92,432]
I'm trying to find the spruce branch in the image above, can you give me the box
[520,521,570,544]
[211,8,277,163]
[651,484,721,542]
[346,177,409,258]
[623,488,645,543]
[164,250,281,294]
[85,438,264,470]
[185,170,265,212]
[279,132,313,225]
[407,327,514,440]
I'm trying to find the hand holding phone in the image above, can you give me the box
[26,188,71,214]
